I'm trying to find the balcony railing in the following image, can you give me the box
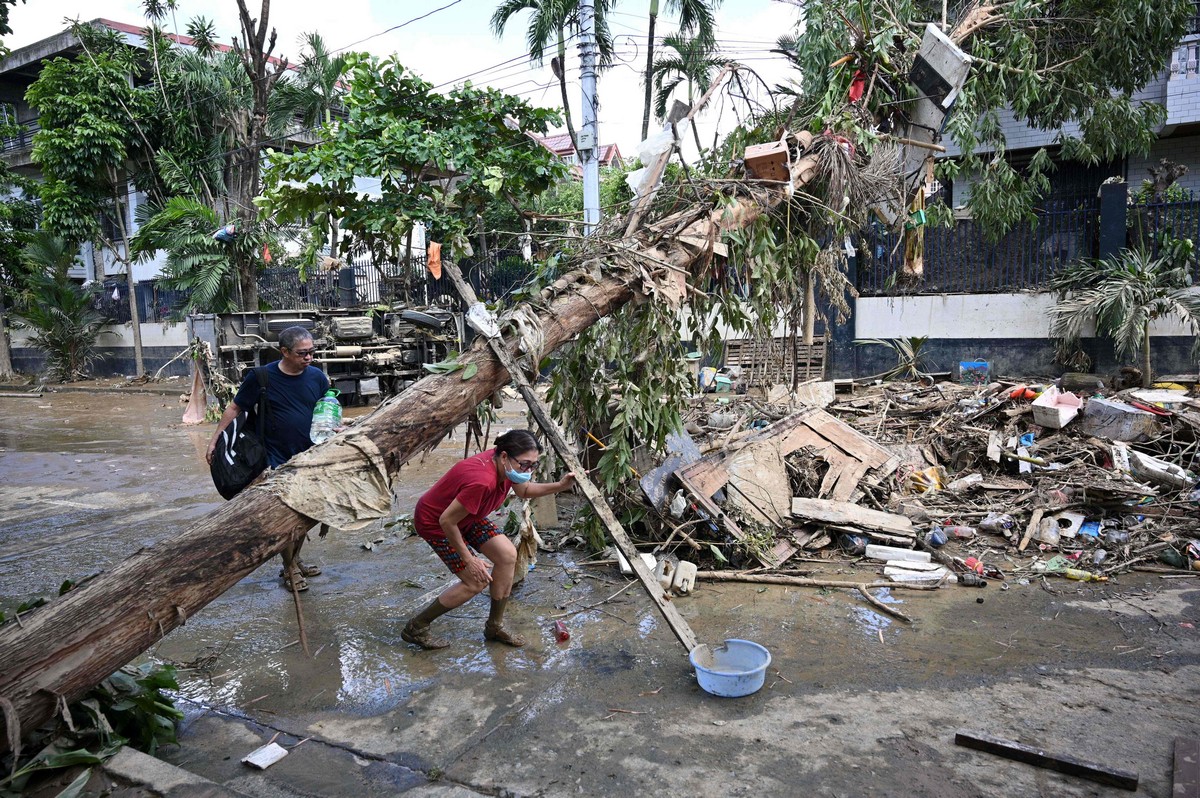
[1,119,39,153]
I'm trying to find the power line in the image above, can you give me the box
[330,0,465,54]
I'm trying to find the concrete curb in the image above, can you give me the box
[103,747,248,797]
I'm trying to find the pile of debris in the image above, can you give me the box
[626,374,1200,592]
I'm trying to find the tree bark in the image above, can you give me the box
[0,158,810,750]
[640,4,658,141]
[1142,319,1152,388]
[556,31,580,157]
[0,288,13,378]
[113,181,145,377]
[230,0,287,312]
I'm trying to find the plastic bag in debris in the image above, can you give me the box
[466,301,501,339]
[625,128,677,198]
[906,465,947,494]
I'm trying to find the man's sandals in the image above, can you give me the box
[484,623,526,647]
[280,560,321,591]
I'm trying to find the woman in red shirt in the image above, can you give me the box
[403,429,575,649]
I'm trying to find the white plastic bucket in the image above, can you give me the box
[690,639,771,697]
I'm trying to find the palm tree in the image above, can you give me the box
[491,0,616,155]
[132,196,248,315]
[650,33,728,154]
[1049,247,1200,387]
[14,235,103,382]
[640,0,720,141]
[268,32,348,132]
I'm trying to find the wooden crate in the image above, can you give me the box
[723,336,827,386]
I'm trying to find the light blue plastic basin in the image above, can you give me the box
[690,639,771,698]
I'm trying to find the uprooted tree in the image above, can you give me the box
[2,0,1194,748]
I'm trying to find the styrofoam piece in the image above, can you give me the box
[884,564,952,583]
[1031,385,1082,429]
[865,544,930,563]
[242,742,288,770]
[655,558,678,591]
[616,549,657,576]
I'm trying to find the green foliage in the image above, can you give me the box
[260,54,567,268]
[650,32,729,120]
[0,663,182,796]
[780,0,1195,236]
[0,0,21,56]
[131,196,266,314]
[25,35,152,246]
[12,266,107,381]
[1049,248,1200,381]
[854,336,932,380]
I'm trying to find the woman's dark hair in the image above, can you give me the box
[494,429,541,457]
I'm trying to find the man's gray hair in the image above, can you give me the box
[278,326,314,352]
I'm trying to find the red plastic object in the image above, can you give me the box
[553,620,570,643]
[963,556,985,575]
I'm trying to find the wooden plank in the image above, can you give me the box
[1019,508,1043,552]
[790,498,914,536]
[803,411,892,468]
[955,729,1138,791]
[828,460,871,502]
[675,458,731,500]
[444,262,697,653]
[1175,737,1200,798]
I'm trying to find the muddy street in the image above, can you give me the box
[1,390,1198,797]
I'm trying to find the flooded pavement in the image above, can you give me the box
[2,391,1199,797]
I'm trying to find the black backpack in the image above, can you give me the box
[210,366,271,500]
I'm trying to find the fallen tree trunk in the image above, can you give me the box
[0,154,811,750]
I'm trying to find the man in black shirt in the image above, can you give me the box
[207,326,330,590]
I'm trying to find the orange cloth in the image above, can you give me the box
[427,242,442,279]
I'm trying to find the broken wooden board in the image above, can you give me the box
[1175,737,1200,798]
[674,406,900,566]
[726,441,792,527]
[790,498,914,537]
[955,729,1138,791]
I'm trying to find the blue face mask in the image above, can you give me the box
[505,467,533,484]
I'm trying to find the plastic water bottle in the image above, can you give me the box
[310,389,342,444]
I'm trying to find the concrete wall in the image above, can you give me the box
[10,321,192,378]
[837,292,1197,380]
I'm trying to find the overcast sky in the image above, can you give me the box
[5,0,800,156]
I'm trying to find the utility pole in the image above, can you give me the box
[579,0,601,234]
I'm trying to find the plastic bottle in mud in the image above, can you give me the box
[552,620,570,643]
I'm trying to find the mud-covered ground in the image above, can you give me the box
[1,390,1198,797]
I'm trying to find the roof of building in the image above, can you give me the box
[532,133,623,165]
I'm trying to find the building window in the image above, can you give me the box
[99,199,131,243]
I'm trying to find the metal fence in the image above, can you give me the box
[96,280,191,324]
[1129,192,1200,259]
[857,196,1101,295]
[259,249,535,310]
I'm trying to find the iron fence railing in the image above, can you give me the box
[258,250,536,310]
[1129,192,1200,261]
[857,196,1101,295]
[1,118,39,153]
[96,280,191,324]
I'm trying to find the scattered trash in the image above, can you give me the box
[552,620,570,643]
[1031,385,1082,429]
[242,741,289,770]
